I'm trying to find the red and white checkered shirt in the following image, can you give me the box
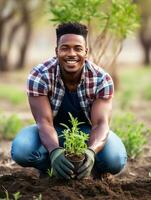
[27,57,114,123]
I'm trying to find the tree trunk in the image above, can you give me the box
[15,4,32,70]
[0,1,32,71]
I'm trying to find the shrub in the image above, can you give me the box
[0,114,23,140]
[0,114,35,140]
[111,113,149,159]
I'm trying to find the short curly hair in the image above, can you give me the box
[56,22,88,44]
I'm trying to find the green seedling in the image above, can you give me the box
[35,194,42,200]
[4,190,9,200]
[13,192,22,200]
[60,113,89,158]
[1,188,21,200]
[47,168,53,177]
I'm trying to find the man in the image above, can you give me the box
[11,22,127,179]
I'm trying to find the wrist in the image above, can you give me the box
[49,147,64,157]
[86,148,96,158]
[87,147,96,155]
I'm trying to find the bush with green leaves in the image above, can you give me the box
[111,113,149,159]
[60,113,89,158]
[0,114,23,140]
[0,114,34,140]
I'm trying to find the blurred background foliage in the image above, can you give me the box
[0,0,151,159]
[48,0,140,87]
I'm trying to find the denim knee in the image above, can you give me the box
[11,138,33,166]
[11,125,40,166]
[95,131,127,175]
[107,154,127,174]
[95,153,127,175]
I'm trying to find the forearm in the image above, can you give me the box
[88,123,109,153]
[38,123,59,153]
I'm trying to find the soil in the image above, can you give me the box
[0,143,151,200]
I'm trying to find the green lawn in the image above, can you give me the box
[115,66,151,110]
[0,84,26,105]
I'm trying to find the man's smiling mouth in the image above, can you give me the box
[65,59,79,64]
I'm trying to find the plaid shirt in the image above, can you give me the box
[27,57,114,123]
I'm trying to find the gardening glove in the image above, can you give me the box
[50,147,74,179]
[77,148,95,179]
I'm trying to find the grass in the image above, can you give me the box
[0,84,26,105]
[143,84,151,100]
[115,66,151,110]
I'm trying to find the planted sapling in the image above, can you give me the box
[60,113,89,175]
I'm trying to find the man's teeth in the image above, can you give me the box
[66,60,77,64]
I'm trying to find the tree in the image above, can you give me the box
[48,0,139,88]
[136,0,151,66]
[0,0,44,71]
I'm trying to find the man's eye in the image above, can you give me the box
[76,48,83,52]
[61,47,68,51]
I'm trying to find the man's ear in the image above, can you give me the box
[85,47,88,58]
[55,47,58,56]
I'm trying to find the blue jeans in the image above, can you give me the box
[11,124,127,175]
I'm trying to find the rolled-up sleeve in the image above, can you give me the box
[27,67,49,96]
[96,73,114,100]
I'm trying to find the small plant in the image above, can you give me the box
[13,192,22,200]
[60,113,89,160]
[111,113,149,159]
[35,194,42,200]
[4,190,9,200]
[47,168,53,177]
[1,188,21,200]
[149,170,151,178]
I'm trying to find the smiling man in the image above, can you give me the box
[11,22,127,179]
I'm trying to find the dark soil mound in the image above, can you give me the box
[0,166,151,200]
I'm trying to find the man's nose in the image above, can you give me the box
[68,48,76,56]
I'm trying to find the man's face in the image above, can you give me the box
[56,34,88,74]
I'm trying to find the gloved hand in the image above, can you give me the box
[77,148,95,179]
[50,147,74,179]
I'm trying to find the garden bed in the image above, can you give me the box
[0,151,151,200]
